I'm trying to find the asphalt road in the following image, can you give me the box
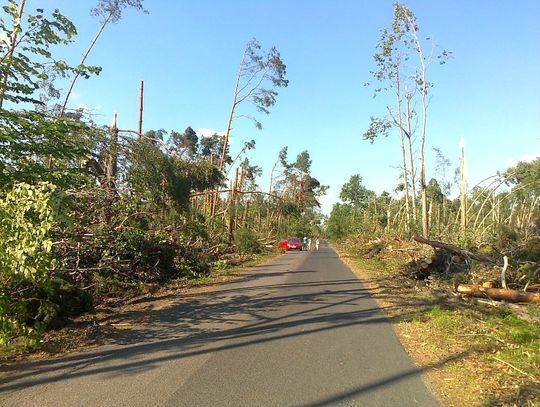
[0,244,440,406]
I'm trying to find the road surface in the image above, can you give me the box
[0,244,439,406]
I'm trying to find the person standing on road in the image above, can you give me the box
[303,236,308,251]
[315,238,320,251]
[307,238,312,251]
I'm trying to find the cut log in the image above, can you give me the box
[413,236,497,264]
[457,284,540,303]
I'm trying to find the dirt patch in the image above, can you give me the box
[335,244,540,407]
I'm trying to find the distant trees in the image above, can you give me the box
[339,174,375,209]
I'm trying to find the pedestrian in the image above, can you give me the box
[303,236,308,251]
[315,238,320,251]
[307,238,312,251]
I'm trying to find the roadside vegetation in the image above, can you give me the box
[0,0,325,353]
[1,2,537,405]
[328,3,539,405]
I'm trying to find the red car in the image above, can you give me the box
[285,238,303,251]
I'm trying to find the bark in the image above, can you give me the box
[457,285,540,304]
[407,16,428,236]
[394,64,411,225]
[219,45,248,171]
[459,140,467,234]
[138,80,144,137]
[405,93,417,220]
[413,235,497,264]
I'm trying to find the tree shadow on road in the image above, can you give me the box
[0,252,487,404]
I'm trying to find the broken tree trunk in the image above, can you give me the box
[457,284,540,304]
[413,235,497,264]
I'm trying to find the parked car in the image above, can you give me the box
[278,240,288,252]
[286,237,303,251]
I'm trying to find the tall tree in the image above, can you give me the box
[364,2,450,236]
[59,0,146,116]
[365,23,415,222]
[219,38,288,170]
[339,174,375,209]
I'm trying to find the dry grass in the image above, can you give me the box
[335,242,540,407]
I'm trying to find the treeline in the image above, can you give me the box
[0,2,325,346]
[327,2,539,294]
[327,162,539,255]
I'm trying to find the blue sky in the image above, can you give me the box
[39,0,540,214]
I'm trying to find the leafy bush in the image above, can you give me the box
[234,228,262,254]
[0,182,76,345]
[0,182,63,282]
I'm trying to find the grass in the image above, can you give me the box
[334,241,540,407]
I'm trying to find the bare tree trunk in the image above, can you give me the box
[219,45,249,171]
[428,201,433,235]
[459,139,468,235]
[457,285,540,304]
[243,199,250,227]
[0,0,27,109]
[405,93,417,220]
[436,204,441,236]
[59,11,113,117]
[228,168,240,242]
[395,67,411,227]
[407,17,429,237]
[138,80,144,137]
[103,112,118,224]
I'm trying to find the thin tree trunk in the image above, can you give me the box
[138,80,144,137]
[407,17,428,237]
[0,0,27,109]
[219,45,249,171]
[228,168,240,242]
[104,112,118,224]
[395,65,411,226]
[405,93,417,220]
[459,139,467,235]
[59,11,113,117]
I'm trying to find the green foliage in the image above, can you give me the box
[326,203,355,241]
[0,182,63,282]
[234,228,262,254]
[504,158,540,197]
[238,38,288,119]
[426,178,444,204]
[0,182,77,345]
[126,138,191,209]
[0,110,94,189]
[0,3,101,106]
[91,0,147,24]
[339,174,375,208]
[126,137,223,210]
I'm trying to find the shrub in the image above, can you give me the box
[234,228,262,254]
[0,182,72,345]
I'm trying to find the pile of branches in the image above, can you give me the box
[411,236,540,304]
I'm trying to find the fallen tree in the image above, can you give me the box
[413,236,497,264]
[457,284,540,304]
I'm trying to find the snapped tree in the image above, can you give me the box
[363,2,451,236]
[219,38,288,171]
